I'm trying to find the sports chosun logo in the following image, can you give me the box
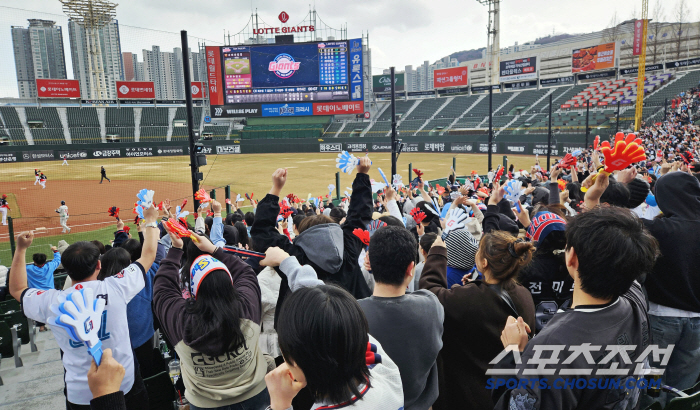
[269,53,300,79]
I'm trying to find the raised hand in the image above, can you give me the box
[270,168,288,197]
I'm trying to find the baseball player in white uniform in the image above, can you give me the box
[56,200,70,233]
[62,155,68,166]
[34,169,40,185]
[0,194,9,225]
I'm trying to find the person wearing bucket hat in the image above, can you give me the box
[154,228,270,409]
[519,211,572,333]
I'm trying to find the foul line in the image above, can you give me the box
[0,220,116,240]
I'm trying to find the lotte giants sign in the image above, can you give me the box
[36,79,80,98]
[190,81,205,99]
[433,67,469,89]
[116,81,155,99]
[633,20,646,56]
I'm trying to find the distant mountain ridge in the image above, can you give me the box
[442,33,576,63]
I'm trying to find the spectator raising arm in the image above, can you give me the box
[250,168,296,254]
[9,231,34,301]
[135,205,160,273]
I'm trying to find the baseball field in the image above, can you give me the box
[0,152,538,263]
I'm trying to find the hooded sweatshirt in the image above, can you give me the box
[251,172,373,329]
[643,172,700,313]
[152,247,266,408]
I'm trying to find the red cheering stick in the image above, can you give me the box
[557,153,577,169]
[164,218,199,243]
[194,188,212,204]
[134,215,141,225]
[279,205,293,219]
[593,135,600,151]
[108,206,120,220]
[207,209,214,217]
[123,226,131,234]
[225,198,231,205]
[352,228,370,247]
[155,201,163,211]
[494,165,504,182]
[180,199,188,210]
[409,208,427,224]
[436,183,445,196]
[132,203,139,214]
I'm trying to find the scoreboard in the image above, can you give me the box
[207,39,364,118]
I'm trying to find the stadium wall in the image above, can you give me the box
[0,134,587,160]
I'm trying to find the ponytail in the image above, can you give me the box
[479,231,535,288]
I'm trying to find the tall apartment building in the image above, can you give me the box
[122,51,145,81]
[68,19,124,99]
[142,46,203,100]
[11,19,68,98]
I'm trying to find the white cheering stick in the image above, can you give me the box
[328,184,335,197]
[49,288,106,365]
[377,167,390,187]
[392,174,404,189]
[442,207,469,239]
[336,151,372,174]
[136,189,155,209]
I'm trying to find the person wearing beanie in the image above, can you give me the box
[518,211,572,333]
[625,177,650,208]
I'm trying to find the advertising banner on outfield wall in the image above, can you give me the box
[562,144,586,153]
[23,150,55,161]
[372,74,405,92]
[577,70,616,81]
[451,143,474,153]
[403,143,419,152]
[36,79,81,98]
[125,147,153,157]
[0,153,18,162]
[540,76,574,86]
[216,145,241,154]
[57,150,89,160]
[345,143,367,152]
[620,64,663,75]
[665,57,700,69]
[505,144,527,154]
[320,143,342,152]
[424,142,446,152]
[157,146,185,156]
[371,143,392,152]
[116,81,155,99]
[572,42,616,73]
[500,57,537,82]
[478,143,498,153]
[532,144,558,156]
[438,86,470,96]
[433,67,469,89]
[92,149,121,158]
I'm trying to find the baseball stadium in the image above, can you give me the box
[1,0,700,409]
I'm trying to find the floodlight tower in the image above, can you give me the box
[60,0,117,99]
[477,0,500,86]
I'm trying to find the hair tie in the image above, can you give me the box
[508,238,525,258]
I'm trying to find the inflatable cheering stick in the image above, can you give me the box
[409,208,426,224]
[493,165,504,183]
[194,189,212,208]
[392,174,403,189]
[336,151,371,174]
[503,180,524,212]
[352,228,370,248]
[165,218,199,243]
[50,288,106,365]
[377,168,391,188]
[593,135,600,151]
[442,208,469,240]
[367,220,387,237]
[136,189,155,210]
[327,184,335,197]
[410,168,424,188]
[557,151,581,169]
[583,133,646,191]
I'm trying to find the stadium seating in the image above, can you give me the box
[415,118,454,137]
[70,127,102,144]
[406,98,445,120]
[66,107,100,128]
[30,128,66,145]
[203,125,230,140]
[106,127,135,142]
[174,107,203,126]
[140,108,169,127]
[323,121,346,137]
[106,107,135,127]
[0,107,24,128]
[7,128,28,145]
[140,126,169,142]
[377,100,415,121]
[24,107,62,128]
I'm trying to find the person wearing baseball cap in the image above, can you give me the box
[519,211,572,333]
[154,227,269,409]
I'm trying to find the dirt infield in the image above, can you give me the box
[0,179,214,241]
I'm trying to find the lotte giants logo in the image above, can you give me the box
[269,53,300,79]
[279,11,289,23]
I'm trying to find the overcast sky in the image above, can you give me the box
[0,0,695,98]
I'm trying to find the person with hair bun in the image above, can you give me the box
[419,231,535,410]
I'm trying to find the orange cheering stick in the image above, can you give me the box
[593,135,600,151]
[194,188,212,204]
[582,133,646,191]
[164,218,199,243]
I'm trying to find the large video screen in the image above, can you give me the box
[572,42,616,73]
[207,39,364,118]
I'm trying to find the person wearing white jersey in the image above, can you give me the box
[39,173,47,189]
[9,204,160,410]
[56,200,71,233]
[34,169,40,185]
[0,194,9,225]
[62,155,69,165]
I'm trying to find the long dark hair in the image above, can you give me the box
[184,269,246,357]
[97,247,131,280]
[234,221,249,248]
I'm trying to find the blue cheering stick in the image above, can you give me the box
[136,189,155,209]
[49,288,106,365]
[504,180,524,212]
[134,205,145,220]
[336,151,371,174]
[377,167,390,187]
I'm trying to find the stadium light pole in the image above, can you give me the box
[390,67,397,178]
[488,86,493,171]
[547,93,552,169]
[615,101,621,134]
[181,30,200,208]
